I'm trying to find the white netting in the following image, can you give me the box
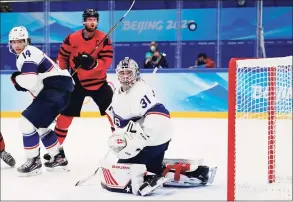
[234,56,292,200]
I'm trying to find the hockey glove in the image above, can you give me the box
[10,71,27,92]
[73,52,97,70]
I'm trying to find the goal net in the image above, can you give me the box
[227,56,292,200]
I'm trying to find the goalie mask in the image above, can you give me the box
[116,57,140,91]
[8,26,29,55]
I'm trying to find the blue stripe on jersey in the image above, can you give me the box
[144,103,170,117]
[38,57,53,73]
[113,113,141,128]
[22,62,38,73]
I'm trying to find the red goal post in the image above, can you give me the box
[227,56,292,200]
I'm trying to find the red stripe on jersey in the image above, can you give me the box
[106,113,114,128]
[146,112,170,118]
[24,143,39,150]
[46,140,58,149]
[46,65,54,72]
[28,91,36,98]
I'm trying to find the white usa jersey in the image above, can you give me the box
[106,80,172,146]
[15,45,72,96]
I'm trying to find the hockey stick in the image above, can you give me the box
[75,150,110,186]
[72,0,136,76]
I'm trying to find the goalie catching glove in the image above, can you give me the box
[108,121,149,159]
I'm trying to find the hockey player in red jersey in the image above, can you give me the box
[44,9,113,161]
[0,132,16,167]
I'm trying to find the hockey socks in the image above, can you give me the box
[54,115,73,145]
[0,132,5,152]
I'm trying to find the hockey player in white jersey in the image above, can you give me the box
[8,26,74,176]
[100,57,217,196]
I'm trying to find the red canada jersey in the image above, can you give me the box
[57,29,113,90]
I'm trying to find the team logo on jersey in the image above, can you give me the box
[114,117,121,127]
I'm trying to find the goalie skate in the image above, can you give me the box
[206,166,217,184]
[17,154,42,177]
[44,148,69,172]
[163,158,204,166]
[138,175,168,196]
[163,164,218,187]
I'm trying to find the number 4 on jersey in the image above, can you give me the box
[22,50,31,59]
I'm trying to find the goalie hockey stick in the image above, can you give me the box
[72,0,136,76]
[75,150,110,186]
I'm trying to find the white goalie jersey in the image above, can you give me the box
[106,79,172,147]
[15,45,72,96]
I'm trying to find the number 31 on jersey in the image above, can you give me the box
[140,90,155,109]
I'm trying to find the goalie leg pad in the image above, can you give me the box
[99,160,146,195]
[161,161,218,187]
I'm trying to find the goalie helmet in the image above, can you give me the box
[8,26,29,54]
[83,8,99,22]
[116,57,140,91]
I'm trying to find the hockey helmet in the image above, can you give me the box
[83,8,99,22]
[8,26,29,54]
[116,57,140,91]
[9,26,29,42]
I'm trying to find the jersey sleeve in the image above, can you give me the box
[138,86,171,145]
[136,82,170,118]
[140,112,171,144]
[97,37,113,70]
[15,47,41,90]
[105,105,115,132]
[57,34,72,69]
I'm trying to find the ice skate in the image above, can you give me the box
[44,147,69,172]
[138,174,168,196]
[43,147,65,161]
[0,150,16,167]
[185,165,217,185]
[17,153,42,177]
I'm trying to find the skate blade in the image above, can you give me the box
[207,166,217,184]
[164,178,203,187]
[45,165,70,172]
[18,168,42,177]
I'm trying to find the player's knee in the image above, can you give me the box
[56,115,73,128]
[36,128,51,137]
[19,116,36,134]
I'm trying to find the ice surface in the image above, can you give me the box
[0,118,291,200]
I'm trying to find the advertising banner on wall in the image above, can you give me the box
[1,7,292,43]
[1,71,291,117]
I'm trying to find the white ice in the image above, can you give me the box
[0,118,291,200]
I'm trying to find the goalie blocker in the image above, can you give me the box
[99,159,217,196]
